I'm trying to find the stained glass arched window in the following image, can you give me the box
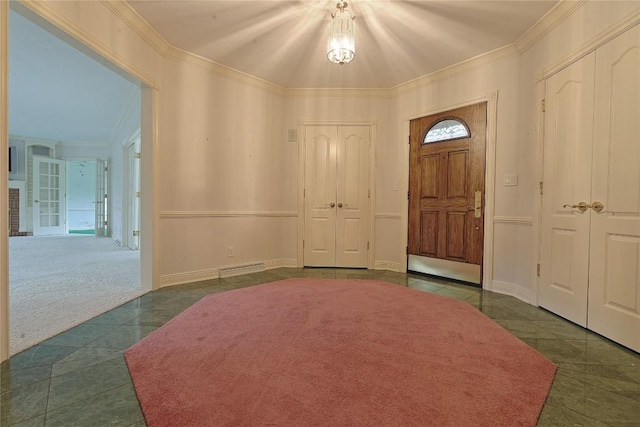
[423,118,470,144]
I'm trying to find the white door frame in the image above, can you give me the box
[297,120,377,269]
[400,91,498,290]
[1,0,10,361]
[122,134,141,250]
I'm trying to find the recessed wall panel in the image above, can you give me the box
[343,135,362,209]
[420,155,438,199]
[608,47,640,213]
[420,212,438,257]
[446,212,465,260]
[553,83,580,213]
[605,235,640,314]
[311,218,328,252]
[343,218,360,252]
[447,151,468,199]
[312,135,331,209]
[551,229,575,293]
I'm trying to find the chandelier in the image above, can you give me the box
[327,1,355,65]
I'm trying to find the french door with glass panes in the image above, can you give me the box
[33,157,66,235]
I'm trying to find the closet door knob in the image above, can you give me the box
[563,201,589,212]
[590,201,604,212]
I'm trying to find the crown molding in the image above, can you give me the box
[23,0,591,96]
[102,0,285,97]
[392,44,520,96]
[164,47,286,98]
[514,0,588,53]
[99,0,171,57]
[284,87,393,99]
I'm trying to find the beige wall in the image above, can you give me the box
[157,58,291,279]
[4,0,639,295]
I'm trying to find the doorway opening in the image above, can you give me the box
[3,3,154,357]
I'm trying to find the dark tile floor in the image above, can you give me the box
[1,268,639,426]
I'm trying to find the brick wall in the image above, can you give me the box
[8,188,28,237]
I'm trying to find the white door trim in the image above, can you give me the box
[0,0,9,362]
[400,91,498,290]
[297,120,377,269]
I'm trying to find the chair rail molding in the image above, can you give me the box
[375,212,402,220]
[493,216,534,226]
[159,210,298,219]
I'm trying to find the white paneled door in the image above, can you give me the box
[304,125,370,268]
[540,26,640,352]
[95,158,109,237]
[588,27,640,352]
[33,157,66,236]
[539,53,595,327]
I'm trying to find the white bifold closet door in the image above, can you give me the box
[303,125,370,268]
[540,25,640,352]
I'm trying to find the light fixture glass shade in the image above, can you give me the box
[327,2,355,65]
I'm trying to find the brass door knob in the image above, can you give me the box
[338,203,343,208]
[563,201,589,212]
[590,201,604,212]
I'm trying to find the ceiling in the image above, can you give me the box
[9,9,140,145]
[8,1,561,144]
[128,0,559,88]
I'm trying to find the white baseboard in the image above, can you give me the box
[159,258,299,288]
[264,258,298,269]
[219,263,265,278]
[491,280,531,304]
[159,268,220,288]
[373,261,402,272]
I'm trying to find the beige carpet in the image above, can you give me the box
[9,235,145,355]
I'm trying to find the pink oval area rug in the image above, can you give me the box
[125,278,556,426]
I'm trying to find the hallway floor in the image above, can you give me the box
[1,268,639,426]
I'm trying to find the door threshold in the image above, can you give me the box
[408,255,481,285]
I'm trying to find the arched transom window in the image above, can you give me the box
[423,118,470,144]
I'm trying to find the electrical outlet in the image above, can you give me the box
[228,246,235,257]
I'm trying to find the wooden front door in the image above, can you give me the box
[304,125,370,268]
[408,102,487,284]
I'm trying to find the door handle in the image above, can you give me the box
[338,203,348,208]
[563,201,589,212]
[326,202,335,208]
[590,201,604,212]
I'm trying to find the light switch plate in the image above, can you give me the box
[504,174,518,186]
